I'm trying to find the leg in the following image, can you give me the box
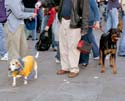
[111,8,118,29]
[118,16,125,56]
[24,76,28,85]
[68,28,81,74]
[111,54,117,74]
[34,61,38,79]
[99,49,102,65]
[32,17,37,40]
[105,11,112,33]
[58,19,70,71]
[0,23,7,56]
[110,54,113,67]
[101,53,106,73]
[12,77,16,87]
[20,25,28,57]
[87,22,99,58]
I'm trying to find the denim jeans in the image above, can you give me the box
[41,15,49,33]
[118,16,125,56]
[37,9,43,32]
[52,14,59,48]
[79,22,99,64]
[55,41,60,60]
[105,8,118,33]
[25,17,37,40]
[0,23,7,56]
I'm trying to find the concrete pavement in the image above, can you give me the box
[0,30,125,101]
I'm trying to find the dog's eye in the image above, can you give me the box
[15,62,18,64]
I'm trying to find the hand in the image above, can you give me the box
[32,13,37,18]
[93,21,100,29]
[45,26,49,31]
[35,1,41,9]
[81,30,87,36]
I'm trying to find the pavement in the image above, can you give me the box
[0,28,125,101]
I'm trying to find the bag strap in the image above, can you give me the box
[7,9,12,18]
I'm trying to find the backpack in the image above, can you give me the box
[35,30,52,51]
[0,0,7,23]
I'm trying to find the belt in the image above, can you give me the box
[63,16,70,20]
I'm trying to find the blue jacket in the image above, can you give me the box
[89,0,100,22]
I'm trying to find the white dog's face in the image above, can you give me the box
[9,59,21,72]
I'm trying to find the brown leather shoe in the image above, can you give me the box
[57,70,69,75]
[68,72,79,78]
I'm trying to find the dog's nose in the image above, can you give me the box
[8,68,11,71]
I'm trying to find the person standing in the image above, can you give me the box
[4,0,37,61]
[79,0,100,66]
[0,0,8,61]
[57,0,89,78]
[118,0,125,57]
[105,0,120,33]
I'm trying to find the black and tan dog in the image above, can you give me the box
[99,28,121,74]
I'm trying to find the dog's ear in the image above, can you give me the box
[15,60,21,67]
[108,28,115,33]
[118,28,122,33]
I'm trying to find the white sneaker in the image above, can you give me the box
[93,56,99,60]
[94,56,109,60]
[1,53,8,61]
[55,59,60,64]
[106,55,109,60]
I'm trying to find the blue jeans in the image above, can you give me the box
[79,22,99,64]
[0,23,7,56]
[41,15,49,33]
[55,41,60,60]
[105,8,118,33]
[118,16,125,55]
[25,17,37,40]
[52,14,59,48]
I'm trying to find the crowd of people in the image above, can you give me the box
[0,0,125,78]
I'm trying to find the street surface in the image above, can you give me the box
[0,29,125,101]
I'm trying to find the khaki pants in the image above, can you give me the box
[59,18,81,73]
[4,24,28,61]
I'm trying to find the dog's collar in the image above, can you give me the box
[18,57,24,68]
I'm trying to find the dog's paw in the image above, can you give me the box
[113,70,117,74]
[16,75,22,78]
[34,75,37,79]
[24,81,28,85]
[110,64,113,68]
[12,83,16,87]
[98,63,101,65]
[100,69,105,73]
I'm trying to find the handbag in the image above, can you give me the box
[77,39,92,54]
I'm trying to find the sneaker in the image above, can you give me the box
[55,59,60,64]
[53,47,58,51]
[94,56,109,60]
[81,63,88,67]
[93,56,99,60]
[1,53,8,61]
[106,55,109,60]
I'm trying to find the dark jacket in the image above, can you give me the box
[58,0,89,33]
